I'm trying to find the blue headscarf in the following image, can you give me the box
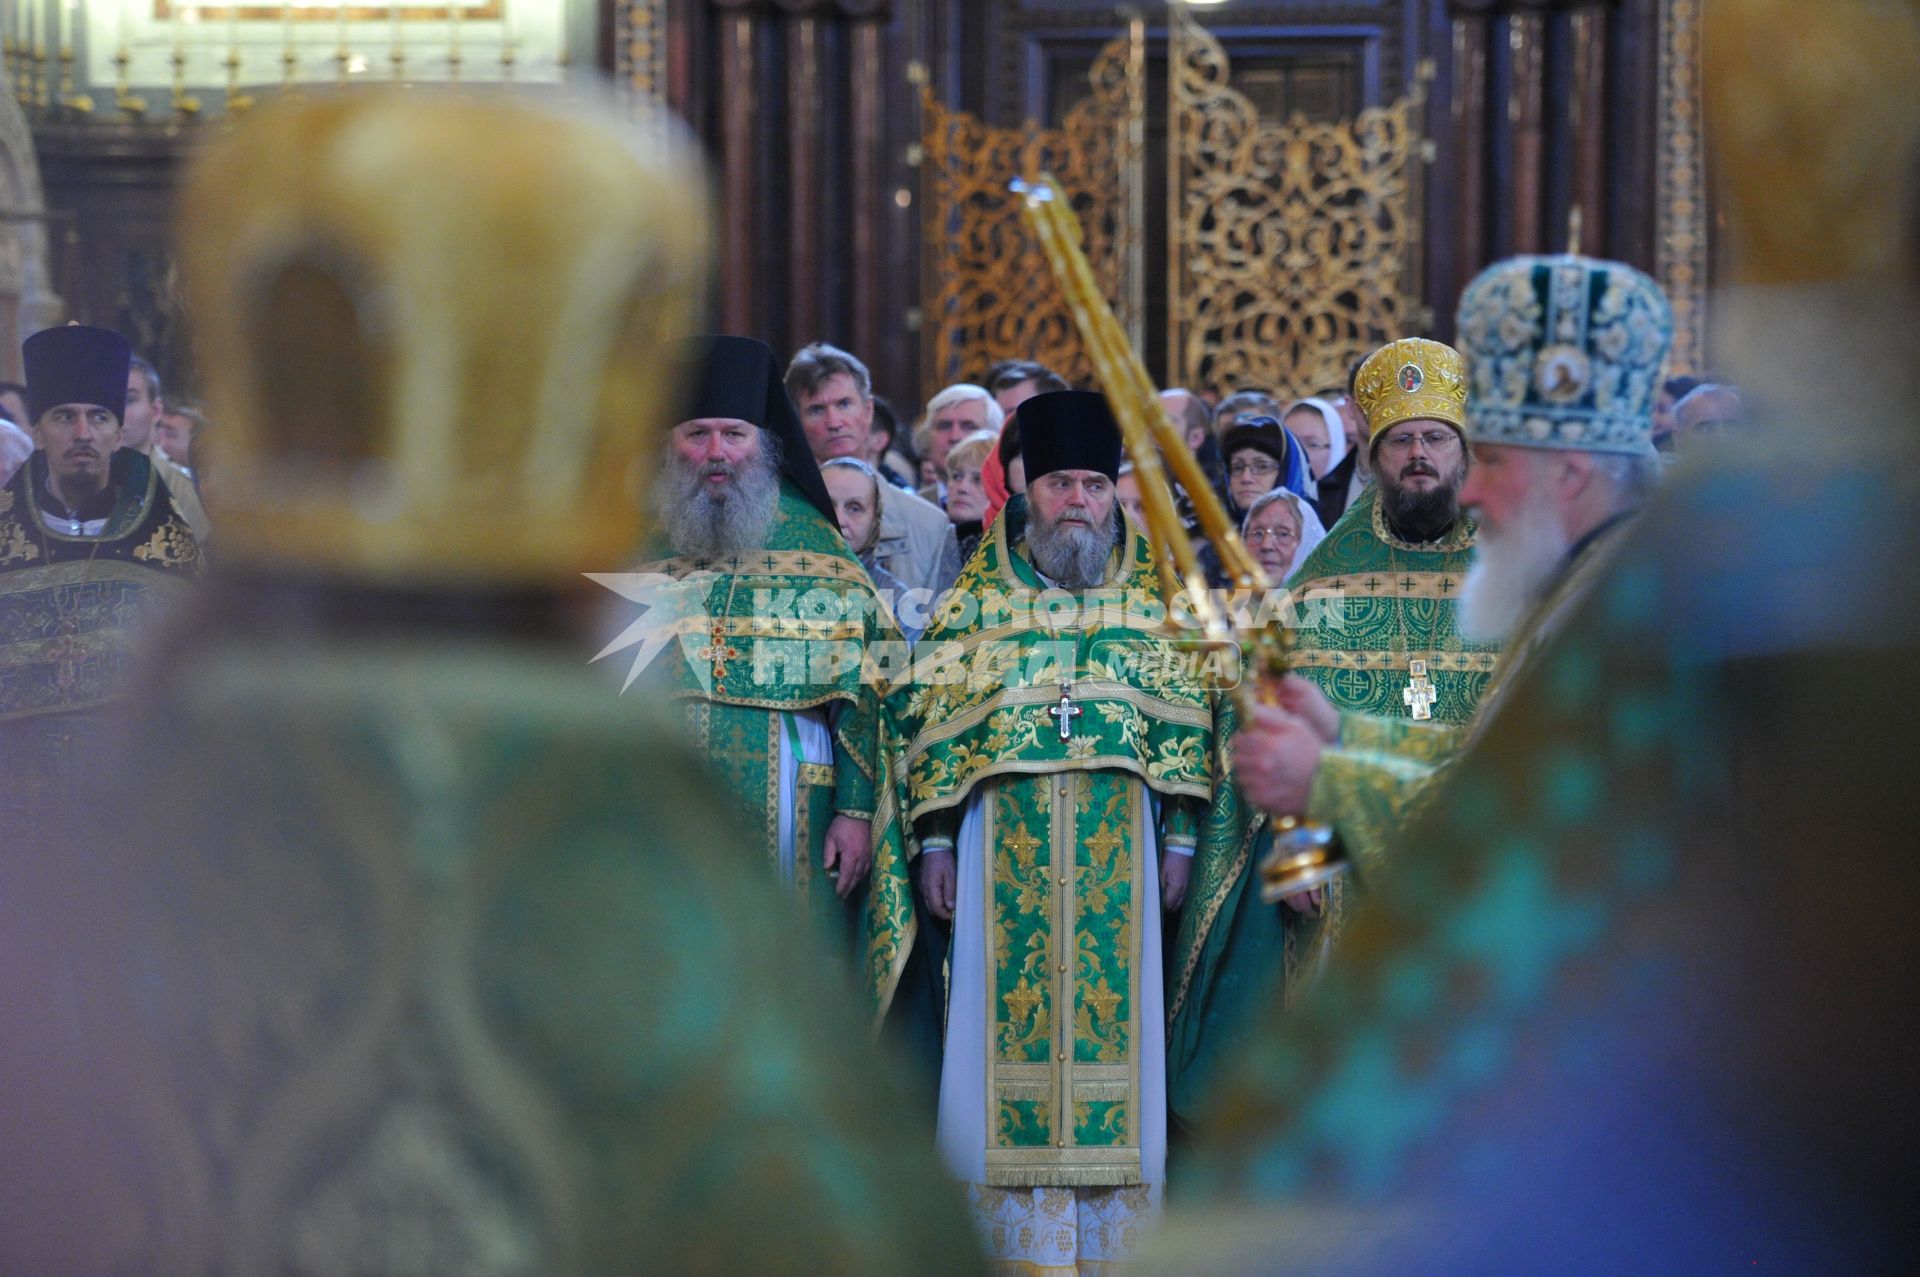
[1220,414,1317,516]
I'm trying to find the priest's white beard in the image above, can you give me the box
[1027,506,1116,588]
[1458,482,1571,643]
[653,443,780,558]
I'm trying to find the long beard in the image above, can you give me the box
[1458,483,1571,643]
[1027,507,1116,588]
[652,445,780,558]
[1377,457,1465,542]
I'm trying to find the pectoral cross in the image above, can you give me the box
[1048,681,1082,741]
[1403,659,1437,720]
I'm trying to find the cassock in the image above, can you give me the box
[867,392,1224,1271]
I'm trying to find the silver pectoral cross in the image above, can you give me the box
[1403,659,1437,720]
[1048,681,1082,741]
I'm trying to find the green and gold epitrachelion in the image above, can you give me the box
[634,484,898,926]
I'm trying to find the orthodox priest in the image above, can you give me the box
[627,335,898,938]
[0,324,201,844]
[1285,338,1499,727]
[869,390,1221,1272]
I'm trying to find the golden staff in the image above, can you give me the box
[1014,174,1344,899]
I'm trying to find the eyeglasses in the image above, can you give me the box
[1228,458,1280,478]
[1377,428,1460,455]
[1245,525,1298,546]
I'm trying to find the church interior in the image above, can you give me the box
[1,1,1916,1273]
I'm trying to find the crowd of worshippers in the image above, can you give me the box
[0,252,1737,1269]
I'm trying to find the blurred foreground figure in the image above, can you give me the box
[0,91,978,1276]
[1149,1,1920,1270]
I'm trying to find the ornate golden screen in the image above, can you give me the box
[916,25,1145,389]
[1167,5,1429,401]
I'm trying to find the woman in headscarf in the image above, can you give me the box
[1284,395,1361,525]
[820,456,920,640]
[1241,486,1327,585]
[1204,415,1320,588]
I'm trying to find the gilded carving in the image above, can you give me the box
[1167,4,1428,401]
[917,27,1145,387]
[1656,0,1709,374]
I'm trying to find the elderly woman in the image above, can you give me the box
[820,457,922,641]
[941,428,998,564]
[1241,486,1326,585]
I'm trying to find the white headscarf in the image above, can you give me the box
[1286,396,1349,480]
[1243,487,1328,581]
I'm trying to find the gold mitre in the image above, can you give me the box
[1352,337,1468,446]
[179,91,709,583]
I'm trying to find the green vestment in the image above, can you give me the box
[0,601,982,1275]
[633,483,898,939]
[868,499,1222,1194]
[1285,484,1499,726]
[0,450,201,844]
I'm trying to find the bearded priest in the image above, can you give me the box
[1285,337,1500,727]
[867,390,1222,1272]
[629,335,900,941]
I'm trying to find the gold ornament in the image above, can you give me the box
[1168,4,1429,401]
[179,91,709,584]
[1353,337,1467,444]
[917,23,1146,387]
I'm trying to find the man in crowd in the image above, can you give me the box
[867,390,1223,1271]
[987,359,1069,417]
[639,336,900,938]
[920,382,1004,502]
[1212,389,1282,437]
[1162,386,1226,496]
[122,355,212,544]
[786,341,958,597]
[1313,381,1371,523]
[1669,382,1744,450]
[1285,338,1499,726]
[153,402,203,472]
[1651,373,1703,451]
[0,324,202,842]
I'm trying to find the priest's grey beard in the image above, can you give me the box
[1458,479,1571,643]
[1027,505,1117,588]
[1378,455,1467,542]
[653,439,780,558]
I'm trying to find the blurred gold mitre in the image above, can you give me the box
[180,90,709,583]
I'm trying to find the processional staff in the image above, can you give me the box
[1014,175,1344,899]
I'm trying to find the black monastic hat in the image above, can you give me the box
[23,324,133,427]
[1017,390,1123,483]
[676,335,836,525]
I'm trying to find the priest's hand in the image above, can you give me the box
[1234,703,1324,817]
[823,815,873,899]
[1160,852,1191,912]
[1281,887,1324,915]
[917,848,957,921]
[1278,675,1340,745]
